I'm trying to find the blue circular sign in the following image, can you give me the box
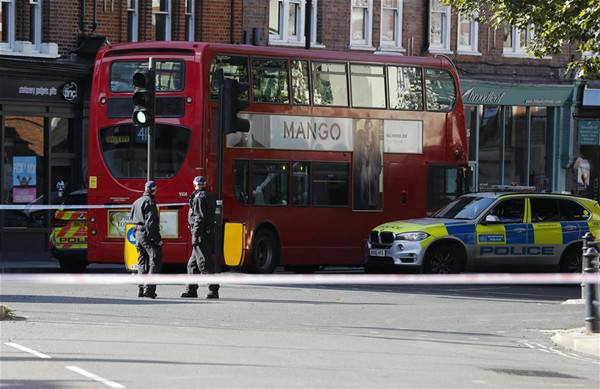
[127,227,136,245]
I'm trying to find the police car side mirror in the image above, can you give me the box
[483,214,500,224]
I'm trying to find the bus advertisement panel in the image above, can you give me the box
[87,42,467,273]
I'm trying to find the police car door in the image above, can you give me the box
[475,197,528,266]
[528,197,586,266]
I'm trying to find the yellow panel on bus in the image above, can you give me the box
[224,222,246,267]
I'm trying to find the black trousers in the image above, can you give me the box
[135,231,163,294]
[186,238,219,292]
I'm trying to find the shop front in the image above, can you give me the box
[0,59,90,260]
[461,79,578,194]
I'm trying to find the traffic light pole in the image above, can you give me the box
[214,69,225,273]
[147,57,156,182]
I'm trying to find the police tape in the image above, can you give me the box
[0,203,188,211]
[1,272,599,285]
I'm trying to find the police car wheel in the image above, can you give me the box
[423,245,462,274]
[251,229,279,274]
[559,245,582,273]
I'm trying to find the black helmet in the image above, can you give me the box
[145,181,157,193]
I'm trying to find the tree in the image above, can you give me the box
[442,0,600,77]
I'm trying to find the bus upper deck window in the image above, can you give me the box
[312,62,349,107]
[210,55,249,100]
[388,66,423,110]
[251,58,290,104]
[350,64,386,109]
[425,68,456,112]
[291,60,310,105]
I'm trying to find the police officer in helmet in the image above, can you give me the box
[130,180,163,298]
[181,176,219,299]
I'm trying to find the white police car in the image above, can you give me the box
[366,188,600,273]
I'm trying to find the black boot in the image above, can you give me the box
[206,290,219,299]
[181,289,198,298]
[138,287,144,298]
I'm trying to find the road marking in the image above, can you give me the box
[65,366,125,389]
[5,342,51,359]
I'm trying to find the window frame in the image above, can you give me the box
[152,0,172,41]
[429,0,451,53]
[350,0,374,50]
[127,0,139,42]
[379,0,404,52]
[269,0,319,47]
[185,0,194,41]
[503,24,535,58]
[456,13,479,55]
[0,0,16,51]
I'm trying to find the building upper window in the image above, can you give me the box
[350,0,373,50]
[503,25,534,57]
[185,0,194,41]
[153,0,171,41]
[457,14,479,55]
[127,0,138,42]
[269,0,318,46]
[429,0,451,53]
[0,0,57,57]
[379,0,403,51]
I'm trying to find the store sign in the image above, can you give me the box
[578,120,600,145]
[0,77,81,103]
[461,81,573,107]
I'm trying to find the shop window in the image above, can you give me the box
[2,115,47,228]
[350,0,373,49]
[312,162,349,207]
[127,0,138,42]
[269,0,318,46]
[252,160,290,206]
[427,164,463,209]
[503,106,527,186]
[478,106,501,190]
[152,0,171,41]
[51,118,76,154]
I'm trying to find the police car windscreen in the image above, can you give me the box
[433,196,495,220]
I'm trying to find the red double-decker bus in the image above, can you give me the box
[87,41,467,273]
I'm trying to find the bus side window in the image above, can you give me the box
[209,55,249,100]
[312,162,349,207]
[388,66,423,110]
[292,161,310,206]
[233,159,250,206]
[251,58,290,104]
[312,62,349,107]
[252,160,290,206]
[350,64,386,109]
[425,68,456,112]
[291,60,310,105]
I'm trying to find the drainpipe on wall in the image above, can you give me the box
[230,0,235,44]
[421,0,430,55]
[79,0,86,40]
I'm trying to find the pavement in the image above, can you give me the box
[1,259,599,358]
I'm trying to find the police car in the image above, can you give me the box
[49,189,88,272]
[366,187,600,274]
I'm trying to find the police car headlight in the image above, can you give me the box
[395,232,429,241]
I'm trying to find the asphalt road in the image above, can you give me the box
[1,273,599,388]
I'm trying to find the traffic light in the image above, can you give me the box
[222,78,250,134]
[132,69,155,126]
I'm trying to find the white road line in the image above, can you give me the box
[65,366,125,389]
[5,342,51,359]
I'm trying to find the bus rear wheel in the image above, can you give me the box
[252,229,279,274]
[423,245,462,274]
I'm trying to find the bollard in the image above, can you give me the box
[582,246,600,333]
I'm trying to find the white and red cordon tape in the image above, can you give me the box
[1,273,599,285]
[0,203,187,211]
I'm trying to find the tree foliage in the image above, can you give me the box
[442,0,600,77]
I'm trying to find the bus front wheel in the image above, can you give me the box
[252,229,279,274]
